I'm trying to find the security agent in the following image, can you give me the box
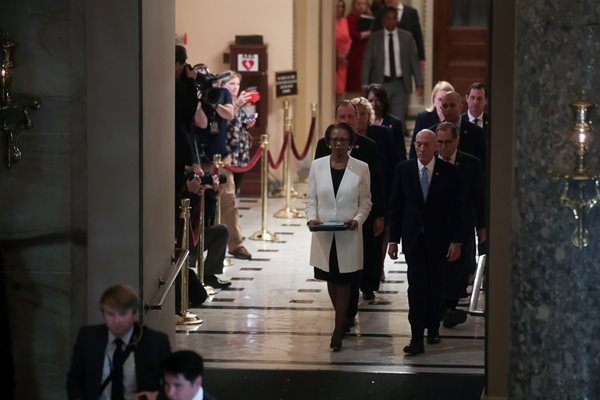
[66,284,171,400]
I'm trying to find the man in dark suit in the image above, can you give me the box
[315,100,385,324]
[361,6,424,123]
[461,82,490,138]
[351,96,402,300]
[440,91,487,169]
[461,82,490,174]
[372,0,426,66]
[162,350,217,400]
[67,284,171,400]
[388,129,462,355]
[435,122,486,329]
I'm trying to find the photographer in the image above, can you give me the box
[174,47,230,310]
[179,169,231,295]
[191,64,252,261]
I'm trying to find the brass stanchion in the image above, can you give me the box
[195,181,217,296]
[272,100,299,198]
[274,101,302,218]
[213,154,234,267]
[250,135,279,241]
[176,198,203,326]
[296,102,318,187]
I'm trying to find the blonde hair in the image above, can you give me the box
[99,284,139,313]
[218,70,242,87]
[350,97,374,125]
[426,81,454,112]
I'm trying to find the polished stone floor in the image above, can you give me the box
[176,191,485,382]
[176,192,485,398]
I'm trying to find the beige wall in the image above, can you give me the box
[176,0,294,172]
[86,0,176,338]
[142,0,178,334]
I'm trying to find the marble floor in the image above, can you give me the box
[176,191,485,378]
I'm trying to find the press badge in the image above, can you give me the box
[210,121,219,134]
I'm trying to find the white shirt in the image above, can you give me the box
[389,156,435,245]
[439,150,457,165]
[467,110,484,127]
[383,28,402,78]
[100,327,137,400]
[192,387,205,400]
[396,3,404,22]
[417,156,435,186]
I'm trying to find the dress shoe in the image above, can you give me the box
[229,246,252,260]
[330,336,343,352]
[426,331,441,344]
[403,340,424,356]
[345,317,356,332]
[203,275,232,289]
[443,309,467,328]
[363,290,375,301]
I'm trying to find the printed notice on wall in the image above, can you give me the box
[275,71,298,97]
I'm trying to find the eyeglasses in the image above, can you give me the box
[329,137,350,144]
[436,139,455,146]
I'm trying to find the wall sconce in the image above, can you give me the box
[0,31,41,169]
[550,95,600,249]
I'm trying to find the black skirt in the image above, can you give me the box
[314,237,362,284]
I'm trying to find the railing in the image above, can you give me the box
[144,249,189,311]
[468,254,486,315]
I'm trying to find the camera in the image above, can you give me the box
[243,86,261,104]
[194,70,231,106]
[186,171,227,184]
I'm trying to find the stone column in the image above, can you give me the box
[511,1,600,398]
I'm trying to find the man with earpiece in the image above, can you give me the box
[66,284,171,400]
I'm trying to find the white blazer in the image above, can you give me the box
[305,156,372,273]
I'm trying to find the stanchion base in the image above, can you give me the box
[293,192,307,199]
[274,207,303,219]
[176,312,204,325]
[271,186,299,198]
[204,285,218,296]
[223,256,234,267]
[249,229,279,241]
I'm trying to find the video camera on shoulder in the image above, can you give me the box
[185,171,227,185]
[191,64,231,106]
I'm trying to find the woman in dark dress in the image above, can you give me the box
[306,123,372,351]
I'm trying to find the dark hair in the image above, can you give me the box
[99,284,139,313]
[175,45,188,64]
[335,99,357,117]
[466,82,488,99]
[161,350,204,383]
[436,121,458,138]
[365,83,390,116]
[383,6,399,17]
[324,122,358,147]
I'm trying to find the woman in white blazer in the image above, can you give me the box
[306,123,372,351]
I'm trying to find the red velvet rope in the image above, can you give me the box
[290,116,316,161]
[267,130,290,170]
[224,146,265,173]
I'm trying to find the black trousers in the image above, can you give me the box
[404,237,445,340]
[443,230,476,309]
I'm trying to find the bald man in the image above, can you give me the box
[387,129,462,355]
